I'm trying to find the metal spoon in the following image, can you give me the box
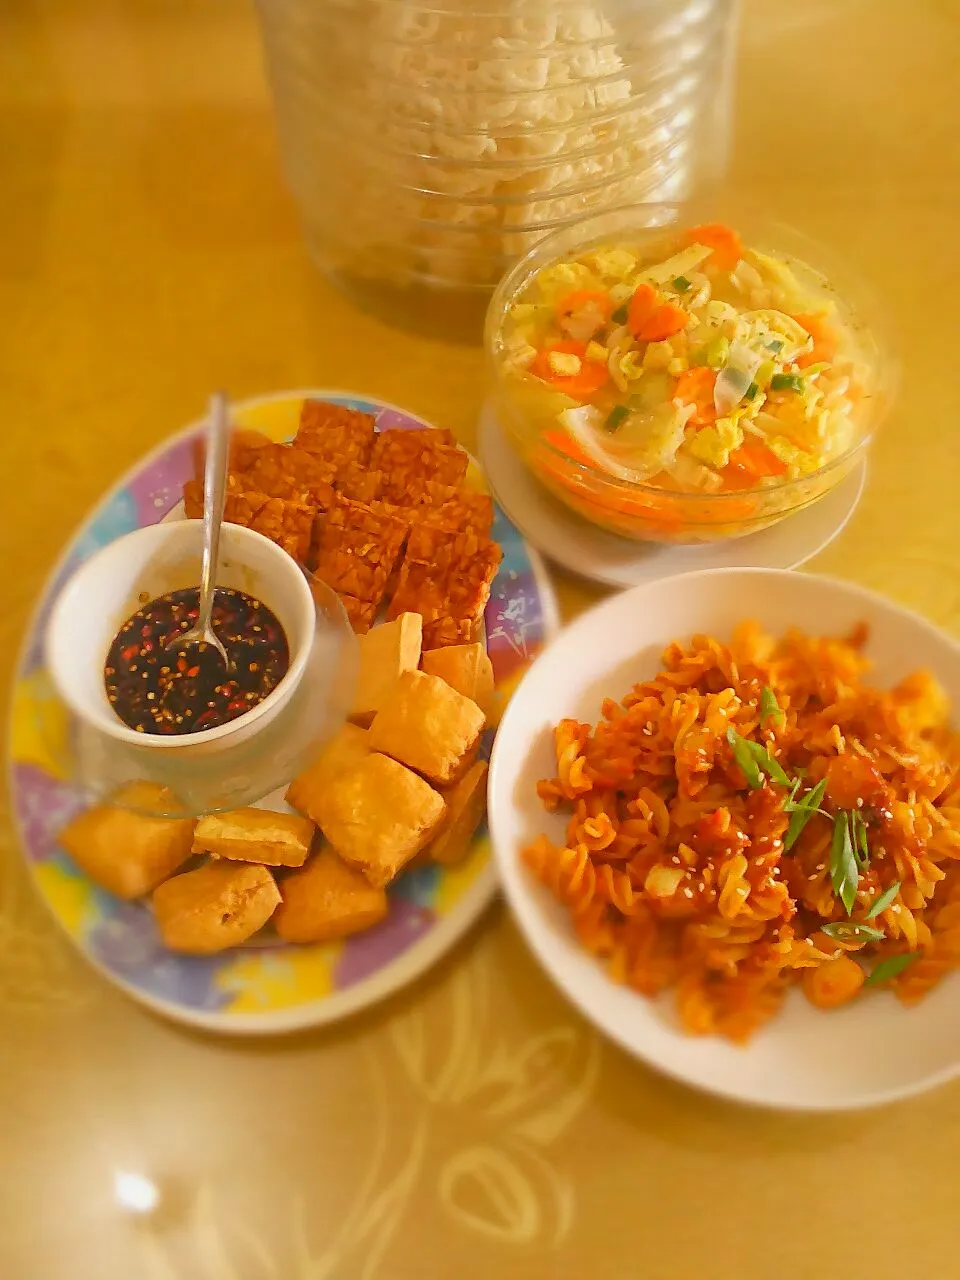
[167,390,231,668]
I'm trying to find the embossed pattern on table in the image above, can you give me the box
[2,1,960,1278]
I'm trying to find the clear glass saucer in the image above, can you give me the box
[48,572,357,819]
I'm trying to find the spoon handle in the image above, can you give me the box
[197,391,230,634]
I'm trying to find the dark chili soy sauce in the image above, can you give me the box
[103,587,289,735]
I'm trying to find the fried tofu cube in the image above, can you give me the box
[369,669,485,786]
[285,724,372,821]
[351,613,423,725]
[152,862,281,954]
[315,753,446,886]
[59,781,195,899]
[371,428,468,506]
[248,496,315,563]
[192,807,316,868]
[295,401,376,470]
[274,847,388,944]
[314,498,409,605]
[421,643,495,720]
[430,761,488,865]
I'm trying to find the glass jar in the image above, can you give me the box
[256,0,740,341]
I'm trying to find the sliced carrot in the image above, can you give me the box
[723,441,787,488]
[531,339,609,399]
[626,283,659,338]
[793,312,838,367]
[802,956,865,1010]
[637,302,689,342]
[673,367,717,424]
[684,223,743,271]
[555,289,612,325]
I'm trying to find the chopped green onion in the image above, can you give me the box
[744,382,760,401]
[830,812,859,916]
[726,728,791,788]
[765,338,784,353]
[760,685,784,727]
[850,809,870,868]
[611,302,629,325]
[726,728,762,788]
[821,921,885,944]
[770,372,805,393]
[784,776,827,814]
[864,952,917,987]
[746,740,791,786]
[865,881,900,920]
[605,404,630,432]
[673,276,692,292]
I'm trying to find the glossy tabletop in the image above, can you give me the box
[2,1,960,1276]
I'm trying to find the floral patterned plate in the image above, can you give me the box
[8,390,559,1034]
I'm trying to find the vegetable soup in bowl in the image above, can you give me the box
[485,207,894,544]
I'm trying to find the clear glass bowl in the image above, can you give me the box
[255,0,738,340]
[485,204,896,544]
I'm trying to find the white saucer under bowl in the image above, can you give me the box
[478,404,867,590]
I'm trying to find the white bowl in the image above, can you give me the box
[45,521,316,756]
[488,568,960,1111]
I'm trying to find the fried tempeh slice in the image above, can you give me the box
[192,807,316,868]
[371,428,468,506]
[295,400,376,470]
[153,862,281,954]
[274,847,388,944]
[313,497,409,605]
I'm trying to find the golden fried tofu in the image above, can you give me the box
[368,669,485,786]
[274,847,388,943]
[59,781,195,899]
[430,761,488,865]
[421,643,495,720]
[315,753,446,886]
[192,807,316,868]
[371,428,468,506]
[314,497,409,605]
[285,723,372,821]
[351,613,423,725]
[295,401,376,470]
[152,862,281,954]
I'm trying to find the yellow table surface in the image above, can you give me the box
[3,1,960,1276]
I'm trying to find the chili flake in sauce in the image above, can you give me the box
[104,587,289,736]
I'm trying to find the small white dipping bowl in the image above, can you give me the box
[45,521,316,757]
